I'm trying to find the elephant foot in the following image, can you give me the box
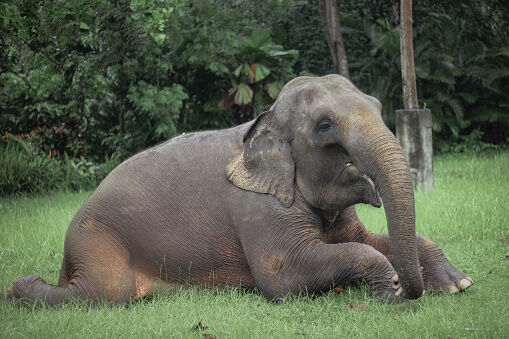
[422,260,473,294]
[4,275,48,304]
[370,274,404,303]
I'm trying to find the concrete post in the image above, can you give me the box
[396,108,433,192]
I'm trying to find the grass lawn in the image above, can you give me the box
[1,153,508,338]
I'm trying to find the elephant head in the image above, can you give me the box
[227,74,424,299]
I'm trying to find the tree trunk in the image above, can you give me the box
[396,0,434,192]
[400,0,418,109]
[318,0,350,78]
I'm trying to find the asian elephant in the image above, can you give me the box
[5,75,472,305]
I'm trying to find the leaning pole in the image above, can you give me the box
[395,0,433,192]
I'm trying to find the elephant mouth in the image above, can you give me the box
[344,162,381,208]
[362,173,382,208]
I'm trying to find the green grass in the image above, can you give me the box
[1,153,508,338]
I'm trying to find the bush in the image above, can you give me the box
[448,129,505,155]
[0,136,119,196]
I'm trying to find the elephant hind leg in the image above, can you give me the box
[5,274,79,306]
[5,235,142,306]
[368,234,474,294]
[5,262,139,306]
[5,265,141,306]
[62,232,139,304]
[4,271,144,306]
[131,271,181,299]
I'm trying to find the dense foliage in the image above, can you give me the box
[0,0,296,162]
[279,0,509,150]
[1,0,508,195]
[0,137,118,196]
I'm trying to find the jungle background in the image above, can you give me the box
[1,0,508,196]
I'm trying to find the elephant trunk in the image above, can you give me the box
[342,115,424,299]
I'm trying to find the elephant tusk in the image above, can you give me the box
[394,287,425,298]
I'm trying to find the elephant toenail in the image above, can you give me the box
[392,275,399,284]
[459,278,472,290]
[443,285,459,294]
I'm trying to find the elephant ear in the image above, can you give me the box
[226,111,295,207]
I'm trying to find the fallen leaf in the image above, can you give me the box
[499,238,509,244]
[203,334,216,339]
[348,303,366,311]
[191,322,208,331]
[334,287,345,294]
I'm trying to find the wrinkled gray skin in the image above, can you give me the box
[5,75,472,305]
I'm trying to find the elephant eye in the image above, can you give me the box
[317,121,333,133]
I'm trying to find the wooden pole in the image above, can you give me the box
[400,0,418,110]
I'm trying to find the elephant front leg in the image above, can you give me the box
[250,242,402,303]
[368,233,473,294]
[326,207,473,295]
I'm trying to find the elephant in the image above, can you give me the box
[5,75,473,305]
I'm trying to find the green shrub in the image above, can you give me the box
[0,137,120,196]
[448,129,504,155]
[0,137,61,195]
